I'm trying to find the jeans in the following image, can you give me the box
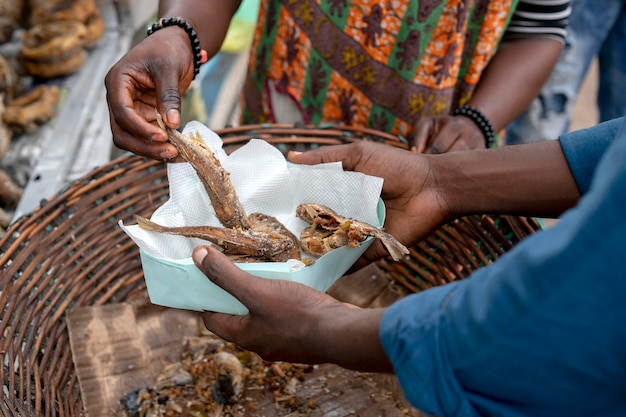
[506,0,626,144]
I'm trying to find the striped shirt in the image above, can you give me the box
[506,0,571,43]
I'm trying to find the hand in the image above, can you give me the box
[409,115,487,154]
[104,28,195,160]
[287,142,452,270]
[195,246,392,372]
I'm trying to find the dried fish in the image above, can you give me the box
[156,112,249,230]
[135,214,298,262]
[247,213,301,260]
[147,116,405,264]
[296,203,409,261]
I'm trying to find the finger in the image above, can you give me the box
[424,124,461,154]
[105,73,169,143]
[192,245,260,308]
[152,64,186,130]
[287,143,356,166]
[409,118,434,153]
[110,115,179,160]
[447,137,473,152]
[201,310,248,342]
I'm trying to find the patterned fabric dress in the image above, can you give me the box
[241,0,519,138]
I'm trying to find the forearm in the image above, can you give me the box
[431,139,580,218]
[314,306,393,373]
[468,37,563,134]
[158,0,241,59]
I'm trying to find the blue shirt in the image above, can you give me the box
[380,117,626,417]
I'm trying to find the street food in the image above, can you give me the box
[19,20,87,78]
[157,113,249,230]
[0,0,23,43]
[134,214,299,262]
[143,116,407,264]
[3,85,60,133]
[297,203,409,261]
[29,0,97,26]
[82,8,105,49]
[0,55,24,104]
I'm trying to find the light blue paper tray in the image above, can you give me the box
[141,199,385,315]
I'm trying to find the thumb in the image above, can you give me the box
[154,73,184,130]
[192,245,257,307]
[287,144,355,167]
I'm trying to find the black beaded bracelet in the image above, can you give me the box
[147,17,208,79]
[451,105,496,148]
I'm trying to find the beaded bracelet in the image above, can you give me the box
[450,105,495,148]
[146,17,208,79]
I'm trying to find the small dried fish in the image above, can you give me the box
[247,213,301,260]
[134,215,298,262]
[296,203,409,261]
[156,112,249,230]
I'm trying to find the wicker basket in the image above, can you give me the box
[0,124,541,415]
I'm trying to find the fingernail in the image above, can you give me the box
[193,246,209,265]
[159,149,177,161]
[166,109,180,126]
[291,151,302,155]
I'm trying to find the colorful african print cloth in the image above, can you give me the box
[241,0,518,138]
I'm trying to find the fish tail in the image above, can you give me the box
[134,214,166,233]
[375,230,410,262]
[380,233,409,262]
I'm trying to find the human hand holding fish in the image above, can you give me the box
[120,118,407,313]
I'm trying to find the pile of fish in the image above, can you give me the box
[134,115,409,264]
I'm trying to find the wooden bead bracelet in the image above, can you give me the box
[451,105,496,148]
[147,16,208,79]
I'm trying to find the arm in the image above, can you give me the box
[430,138,579,218]
[198,119,626,415]
[288,138,580,266]
[383,120,626,415]
[468,37,563,135]
[158,0,240,60]
[410,0,569,153]
[104,0,240,160]
[469,0,571,133]
[410,39,563,154]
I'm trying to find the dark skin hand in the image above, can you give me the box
[410,37,563,154]
[195,245,393,373]
[104,0,240,161]
[288,140,580,269]
[411,115,485,154]
[105,29,195,160]
[106,1,561,159]
[288,142,451,270]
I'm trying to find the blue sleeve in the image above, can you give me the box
[380,119,626,417]
[558,117,623,194]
